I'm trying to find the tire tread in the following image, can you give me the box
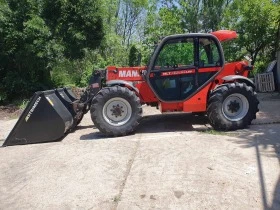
[207,82,259,131]
[90,86,142,136]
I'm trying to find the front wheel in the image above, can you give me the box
[207,83,259,131]
[90,86,142,136]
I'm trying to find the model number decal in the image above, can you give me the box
[162,70,195,76]
[25,97,41,122]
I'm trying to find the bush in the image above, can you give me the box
[51,50,108,88]
[0,0,104,104]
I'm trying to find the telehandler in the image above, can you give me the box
[3,30,259,146]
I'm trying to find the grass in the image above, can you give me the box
[12,99,30,110]
[113,195,121,202]
[199,129,235,136]
[19,99,29,109]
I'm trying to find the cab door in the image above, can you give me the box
[147,35,223,102]
[197,37,223,86]
[148,38,196,101]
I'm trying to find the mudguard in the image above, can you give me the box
[106,80,139,93]
[222,75,255,90]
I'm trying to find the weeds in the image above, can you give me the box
[113,195,121,203]
[12,99,29,110]
[199,129,235,136]
[19,99,29,109]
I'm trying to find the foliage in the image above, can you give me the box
[0,1,54,102]
[129,45,139,66]
[19,99,30,109]
[51,49,108,88]
[156,41,194,67]
[0,0,279,104]
[223,0,279,65]
[115,0,148,47]
[42,0,104,59]
[0,0,104,103]
[200,0,232,32]
[99,33,128,66]
[179,0,202,33]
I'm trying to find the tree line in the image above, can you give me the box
[0,0,279,102]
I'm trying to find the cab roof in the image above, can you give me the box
[211,30,238,42]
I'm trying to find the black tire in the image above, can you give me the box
[207,82,259,131]
[90,86,142,136]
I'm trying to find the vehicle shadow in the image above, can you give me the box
[80,113,210,140]
[75,125,95,130]
[79,110,280,209]
[232,125,280,210]
[137,113,210,133]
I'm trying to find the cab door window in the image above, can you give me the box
[154,38,194,70]
[199,38,221,67]
[149,38,195,101]
[198,38,222,86]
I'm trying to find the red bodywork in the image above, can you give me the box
[106,30,251,113]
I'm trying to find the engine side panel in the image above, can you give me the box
[135,82,158,103]
[107,66,146,81]
[214,61,250,84]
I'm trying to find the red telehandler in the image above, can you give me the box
[3,30,259,146]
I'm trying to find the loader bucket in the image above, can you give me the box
[3,90,74,146]
[64,87,78,101]
[54,88,84,128]
[55,88,76,117]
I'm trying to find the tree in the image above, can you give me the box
[0,0,104,102]
[115,0,148,47]
[223,0,279,65]
[0,0,55,101]
[42,0,104,59]
[200,0,232,32]
[142,0,182,63]
[128,45,139,66]
[179,0,202,33]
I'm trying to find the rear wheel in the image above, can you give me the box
[90,86,142,136]
[207,83,259,131]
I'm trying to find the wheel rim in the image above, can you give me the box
[102,97,132,126]
[222,93,249,121]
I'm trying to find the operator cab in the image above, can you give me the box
[147,34,225,102]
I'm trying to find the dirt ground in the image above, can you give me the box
[0,105,23,121]
[0,93,280,209]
